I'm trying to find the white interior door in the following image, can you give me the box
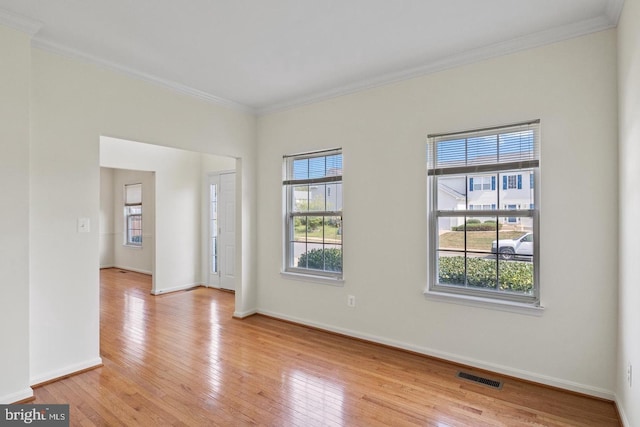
[208,172,236,291]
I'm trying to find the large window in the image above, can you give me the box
[124,183,142,247]
[283,149,343,279]
[426,121,539,304]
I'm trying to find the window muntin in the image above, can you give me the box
[124,183,142,246]
[427,121,539,304]
[284,149,343,279]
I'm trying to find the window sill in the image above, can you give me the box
[123,244,143,250]
[424,289,544,316]
[280,271,344,286]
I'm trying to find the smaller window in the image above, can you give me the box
[283,149,343,279]
[124,183,142,246]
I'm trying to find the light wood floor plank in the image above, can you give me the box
[29,268,620,426]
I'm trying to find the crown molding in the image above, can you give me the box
[0,8,42,36]
[257,13,618,115]
[31,37,254,114]
[605,0,625,25]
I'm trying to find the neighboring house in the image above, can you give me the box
[437,170,535,231]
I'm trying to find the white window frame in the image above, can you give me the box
[426,121,540,305]
[283,148,343,280]
[124,183,142,247]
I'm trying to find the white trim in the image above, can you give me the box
[30,357,103,386]
[280,271,344,286]
[258,14,617,115]
[256,308,615,400]
[605,0,625,25]
[233,309,258,319]
[0,8,42,36]
[113,265,152,276]
[0,388,33,404]
[151,282,201,295]
[30,38,253,114]
[615,394,631,427]
[424,289,545,316]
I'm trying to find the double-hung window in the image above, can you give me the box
[283,149,343,279]
[124,183,142,246]
[427,121,539,304]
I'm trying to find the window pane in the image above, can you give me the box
[291,242,307,268]
[437,218,465,251]
[293,216,307,242]
[437,176,466,211]
[466,253,497,289]
[304,216,323,241]
[326,183,342,211]
[437,252,466,286]
[466,216,498,254]
[467,174,496,209]
[499,170,534,210]
[297,243,323,269]
[322,245,342,272]
[308,185,326,211]
[293,185,310,212]
[324,216,342,244]
[498,258,534,295]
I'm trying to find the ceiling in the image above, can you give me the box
[0,1,623,113]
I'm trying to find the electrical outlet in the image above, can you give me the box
[347,295,356,307]
[627,364,633,387]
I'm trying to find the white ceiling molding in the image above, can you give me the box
[0,8,42,36]
[31,37,254,114]
[606,0,626,24]
[1,0,625,116]
[257,12,620,115]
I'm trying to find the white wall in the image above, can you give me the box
[0,25,32,403]
[99,167,115,268]
[617,0,640,424]
[28,47,257,385]
[257,30,619,398]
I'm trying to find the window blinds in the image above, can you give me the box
[427,120,540,176]
[283,148,342,186]
[125,183,142,206]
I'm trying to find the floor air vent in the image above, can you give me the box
[456,371,503,389]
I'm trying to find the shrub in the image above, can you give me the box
[466,219,481,224]
[438,256,533,294]
[298,248,342,272]
[451,222,501,231]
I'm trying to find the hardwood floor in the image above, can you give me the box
[31,268,621,426]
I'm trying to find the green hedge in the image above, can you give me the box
[452,221,501,232]
[438,256,533,293]
[298,248,342,272]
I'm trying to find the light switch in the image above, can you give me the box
[77,218,90,233]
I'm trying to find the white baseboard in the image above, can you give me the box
[615,395,631,427]
[113,265,152,275]
[0,387,33,404]
[30,357,103,387]
[151,282,201,295]
[234,309,258,319]
[257,309,615,400]
[100,264,115,269]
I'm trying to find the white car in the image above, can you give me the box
[491,233,533,260]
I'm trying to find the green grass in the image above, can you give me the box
[439,231,525,252]
[294,224,341,243]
